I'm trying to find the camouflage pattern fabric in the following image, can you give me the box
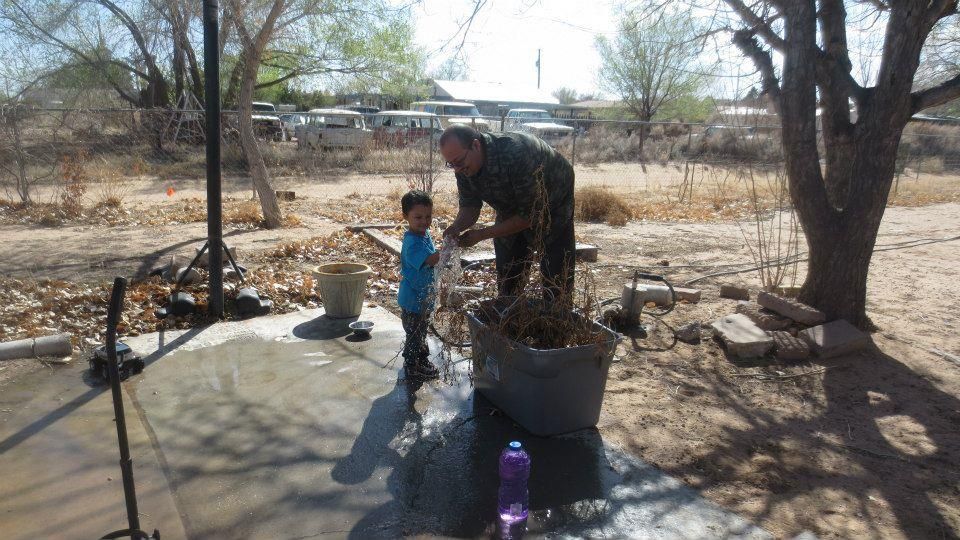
[455,131,574,243]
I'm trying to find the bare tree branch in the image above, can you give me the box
[912,72,960,112]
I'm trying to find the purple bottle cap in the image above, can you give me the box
[509,441,521,450]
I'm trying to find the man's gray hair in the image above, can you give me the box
[439,125,481,148]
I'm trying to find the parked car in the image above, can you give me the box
[410,101,491,132]
[504,109,574,141]
[295,109,371,149]
[251,102,283,141]
[278,113,306,141]
[369,111,443,147]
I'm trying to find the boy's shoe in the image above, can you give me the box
[406,359,439,381]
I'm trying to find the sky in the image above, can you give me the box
[410,0,621,99]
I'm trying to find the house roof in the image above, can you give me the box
[430,80,559,105]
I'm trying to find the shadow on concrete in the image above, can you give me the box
[344,386,623,538]
[292,315,357,340]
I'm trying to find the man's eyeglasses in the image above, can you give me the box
[445,147,471,170]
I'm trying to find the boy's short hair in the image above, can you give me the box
[401,189,433,215]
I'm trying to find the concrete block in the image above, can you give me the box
[275,190,296,201]
[196,246,238,268]
[735,301,792,331]
[770,331,810,362]
[757,291,826,326]
[720,284,750,301]
[800,319,871,358]
[575,243,599,262]
[674,287,701,303]
[710,314,773,358]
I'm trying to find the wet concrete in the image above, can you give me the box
[125,307,768,539]
[1,306,769,538]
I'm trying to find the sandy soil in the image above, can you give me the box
[1,170,958,538]
[585,204,960,539]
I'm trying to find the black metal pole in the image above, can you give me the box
[203,0,224,316]
[106,277,140,535]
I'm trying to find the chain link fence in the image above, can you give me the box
[2,106,958,208]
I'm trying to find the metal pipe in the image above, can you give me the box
[203,0,224,316]
[105,277,140,535]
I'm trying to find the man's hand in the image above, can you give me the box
[457,229,485,248]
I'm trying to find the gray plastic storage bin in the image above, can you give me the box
[466,311,621,436]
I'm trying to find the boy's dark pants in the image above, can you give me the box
[401,309,429,365]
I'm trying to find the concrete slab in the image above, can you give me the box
[711,314,775,358]
[3,307,769,539]
[800,319,872,358]
[0,362,186,539]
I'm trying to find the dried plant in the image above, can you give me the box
[737,166,801,291]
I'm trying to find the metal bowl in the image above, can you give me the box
[349,320,374,337]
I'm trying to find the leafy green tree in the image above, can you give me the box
[551,87,579,105]
[595,7,713,154]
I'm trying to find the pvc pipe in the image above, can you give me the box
[0,334,73,361]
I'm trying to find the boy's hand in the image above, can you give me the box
[424,252,441,267]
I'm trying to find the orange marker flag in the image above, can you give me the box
[166,187,176,197]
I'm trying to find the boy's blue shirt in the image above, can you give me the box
[398,229,436,313]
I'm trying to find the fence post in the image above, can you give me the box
[571,130,577,167]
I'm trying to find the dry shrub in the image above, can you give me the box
[224,199,263,225]
[576,186,633,225]
[58,151,88,218]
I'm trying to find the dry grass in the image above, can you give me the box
[576,186,633,226]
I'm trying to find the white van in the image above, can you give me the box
[295,109,372,149]
[409,101,491,132]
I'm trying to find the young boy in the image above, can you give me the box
[398,190,441,381]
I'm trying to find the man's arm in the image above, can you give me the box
[443,206,482,239]
[458,215,531,248]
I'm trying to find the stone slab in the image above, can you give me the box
[735,302,792,331]
[770,331,810,362]
[346,222,398,232]
[757,291,826,326]
[275,190,296,201]
[361,228,402,257]
[800,319,871,358]
[674,287,702,303]
[720,284,750,301]
[711,313,774,358]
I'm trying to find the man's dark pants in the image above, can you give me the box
[494,219,576,305]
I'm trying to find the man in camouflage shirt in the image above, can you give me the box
[439,125,575,303]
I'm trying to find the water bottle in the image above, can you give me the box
[497,441,531,522]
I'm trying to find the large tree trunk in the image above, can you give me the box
[237,51,282,229]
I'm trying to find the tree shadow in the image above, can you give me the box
[654,340,960,538]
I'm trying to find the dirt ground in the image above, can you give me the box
[1,170,958,539]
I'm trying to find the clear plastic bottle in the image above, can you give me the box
[497,441,531,523]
